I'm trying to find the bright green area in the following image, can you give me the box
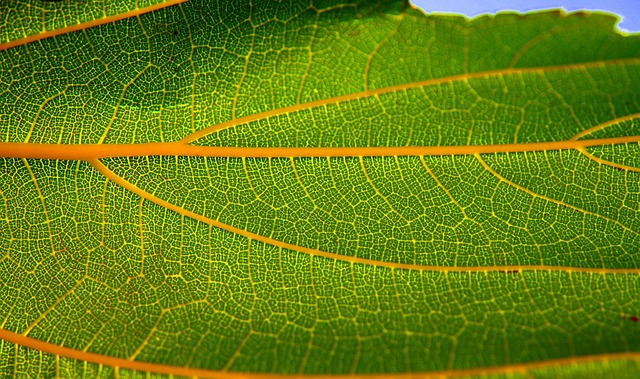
[0,0,173,45]
[1,0,640,378]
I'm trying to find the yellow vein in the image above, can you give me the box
[363,12,405,91]
[2,135,639,160]
[419,156,469,219]
[98,65,152,144]
[359,156,410,224]
[127,312,164,361]
[1,328,640,379]
[22,159,56,259]
[180,57,640,142]
[22,279,84,336]
[87,158,640,274]
[0,0,188,51]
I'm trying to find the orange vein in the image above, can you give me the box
[0,0,187,51]
[180,57,640,143]
[577,148,640,172]
[1,328,640,379]
[569,112,640,140]
[87,159,640,274]
[1,136,639,160]
[474,153,636,234]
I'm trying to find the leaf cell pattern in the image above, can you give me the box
[1,0,640,377]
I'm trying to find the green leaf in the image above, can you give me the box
[1,0,640,377]
[0,0,184,49]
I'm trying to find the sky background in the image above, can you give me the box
[410,0,639,33]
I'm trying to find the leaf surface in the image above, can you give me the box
[0,0,185,50]
[1,0,640,377]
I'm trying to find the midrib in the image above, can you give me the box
[0,135,638,160]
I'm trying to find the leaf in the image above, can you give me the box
[0,0,185,49]
[1,0,640,377]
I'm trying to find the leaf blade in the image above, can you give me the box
[1,0,640,377]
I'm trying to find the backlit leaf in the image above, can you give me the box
[1,0,639,377]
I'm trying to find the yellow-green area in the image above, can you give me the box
[0,0,176,45]
[0,0,639,378]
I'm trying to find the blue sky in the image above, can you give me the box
[410,0,639,33]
